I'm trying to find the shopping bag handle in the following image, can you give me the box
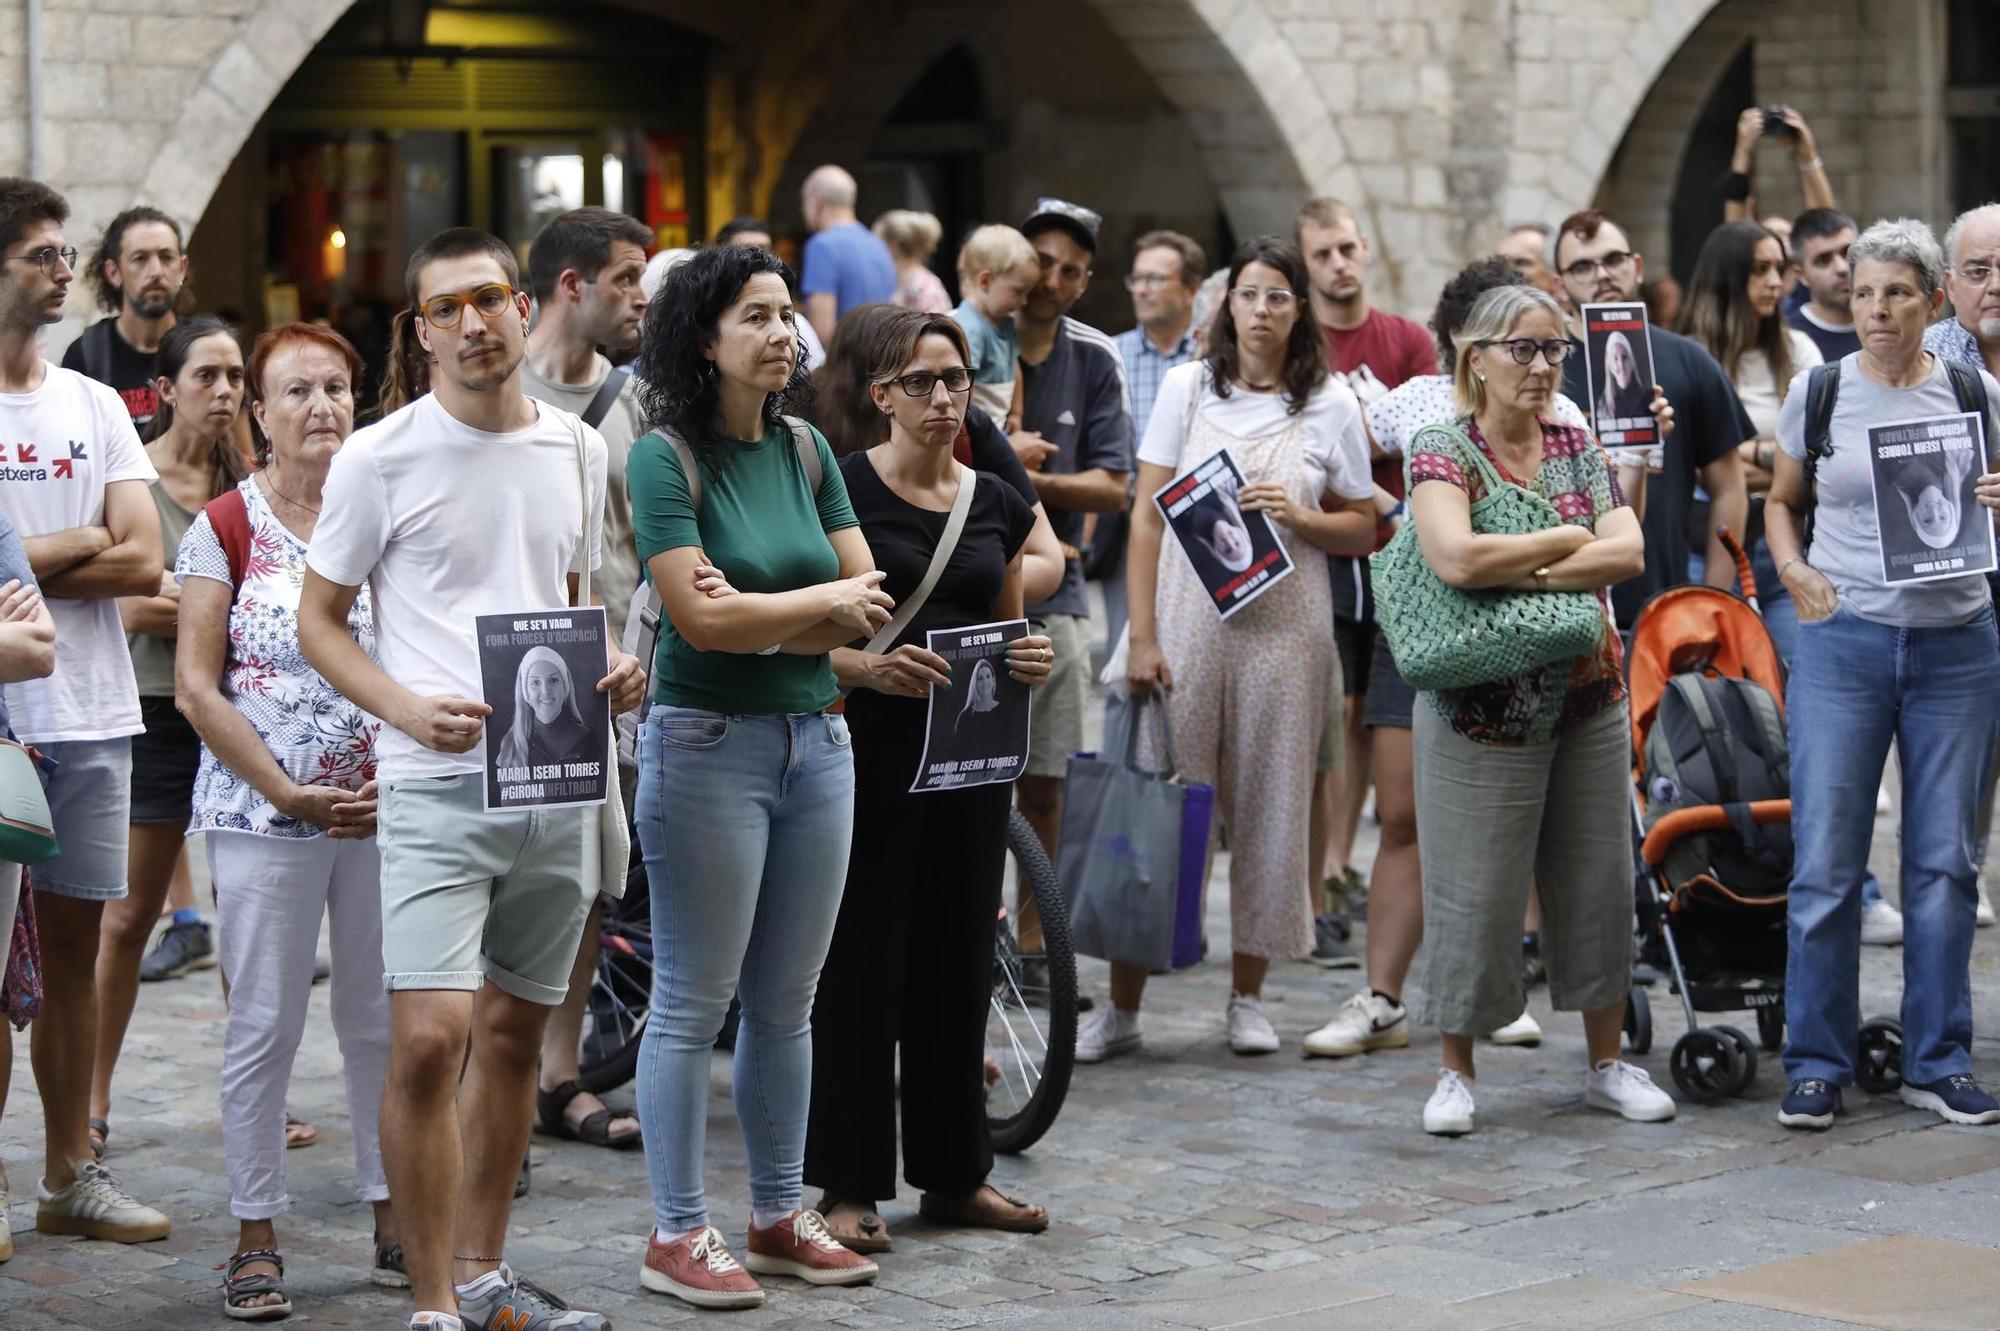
[1118,690,1181,780]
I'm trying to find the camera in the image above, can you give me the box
[1762,105,1792,138]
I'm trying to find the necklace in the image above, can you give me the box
[1239,377,1280,392]
[260,473,320,516]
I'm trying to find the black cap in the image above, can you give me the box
[1022,197,1102,255]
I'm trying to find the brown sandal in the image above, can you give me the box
[815,1193,893,1254]
[919,1184,1049,1233]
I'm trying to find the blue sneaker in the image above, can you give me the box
[1899,1073,2000,1125]
[1778,1078,1841,1129]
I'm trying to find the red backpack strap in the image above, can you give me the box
[202,488,252,591]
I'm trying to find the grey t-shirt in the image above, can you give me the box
[1778,353,2000,627]
[1019,317,1134,618]
[519,356,645,622]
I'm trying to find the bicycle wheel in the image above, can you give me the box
[986,809,1076,1153]
[576,851,652,1095]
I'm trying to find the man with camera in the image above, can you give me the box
[1724,104,1835,228]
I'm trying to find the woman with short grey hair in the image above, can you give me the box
[1766,217,2000,1132]
[1398,283,1670,1136]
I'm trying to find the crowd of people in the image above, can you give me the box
[0,93,1996,1330]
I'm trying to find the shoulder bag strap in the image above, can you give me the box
[780,414,823,492]
[1800,363,1841,554]
[666,431,703,516]
[203,488,253,591]
[569,418,595,610]
[581,366,626,430]
[862,461,977,656]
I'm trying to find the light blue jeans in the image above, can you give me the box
[1783,604,1998,1087]
[634,705,855,1233]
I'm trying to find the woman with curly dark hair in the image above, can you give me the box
[1084,238,1376,1063]
[625,243,888,1308]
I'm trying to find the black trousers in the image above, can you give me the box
[803,691,1010,1203]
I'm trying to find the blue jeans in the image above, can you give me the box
[1783,604,1998,1087]
[634,706,856,1233]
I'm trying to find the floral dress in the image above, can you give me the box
[175,477,380,837]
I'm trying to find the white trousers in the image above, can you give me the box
[0,862,21,975]
[210,831,390,1220]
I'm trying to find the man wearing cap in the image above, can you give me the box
[1011,198,1134,954]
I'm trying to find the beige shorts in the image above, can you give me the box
[1025,612,1091,779]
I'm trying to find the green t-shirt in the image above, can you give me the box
[628,420,858,714]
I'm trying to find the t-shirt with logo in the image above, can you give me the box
[0,364,158,743]
[1320,309,1437,617]
[60,320,163,433]
[306,393,607,783]
[1018,317,1135,618]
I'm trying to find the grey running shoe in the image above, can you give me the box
[139,919,215,982]
[1311,914,1362,969]
[458,1265,609,1330]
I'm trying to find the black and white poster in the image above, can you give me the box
[476,605,613,811]
[1580,302,1658,451]
[1866,412,1996,585]
[1153,449,1295,619]
[911,619,1031,794]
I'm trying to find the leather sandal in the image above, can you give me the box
[919,1184,1050,1233]
[87,1117,108,1162]
[815,1193,892,1254]
[284,1114,317,1149]
[536,1079,641,1150]
[222,1247,292,1321]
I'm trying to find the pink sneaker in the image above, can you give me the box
[640,1226,764,1308]
[746,1209,880,1286]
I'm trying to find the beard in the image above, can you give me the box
[1979,316,2000,342]
[128,286,177,320]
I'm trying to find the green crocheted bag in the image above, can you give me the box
[1371,423,1607,691]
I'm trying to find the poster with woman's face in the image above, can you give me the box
[911,618,1032,794]
[1580,302,1658,450]
[1153,448,1295,619]
[476,605,612,811]
[1866,412,1996,585]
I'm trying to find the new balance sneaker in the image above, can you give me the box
[1978,876,1996,928]
[138,919,215,982]
[1778,1078,1842,1129]
[409,1315,464,1331]
[1303,990,1408,1058]
[1899,1073,2000,1125]
[1310,913,1361,969]
[456,1264,608,1329]
[1423,1069,1475,1136]
[745,1209,878,1286]
[1860,899,1904,946]
[35,1161,170,1242]
[1485,1010,1543,1046]
[1227,993,1279,1055]
[642,1226,763,1309]
[1075,1007,1142,1064]
[1584,1060,1677,1122]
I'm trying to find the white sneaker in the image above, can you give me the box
[1877,782,1893,815]
[1074,1007,1142,1064]
[1227,993,1280,1055]
[1584,1060,1677,1122]
[35,1161,170,1242]
[1978,877,1995,928]
[0,1187,11,1263]
[1303,989,1409,1057]
[1861,899,1904,946]
[1485,1010,1543,1046]
[1423,1069,1475,1136]
[409,1315,465,1331]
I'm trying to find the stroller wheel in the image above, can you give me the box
[1856,1017,1904,1095]
[1623,986,1652,1055]
[1711,1024,1758,1096]
[1756,1003,1785,1053]
[1671,1028,1745,1103]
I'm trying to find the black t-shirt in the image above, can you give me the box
[965,405,1040,512]
[838,451,1036,656]
[1564,325,1753,626]
[60,320,161,432]
[1785,303,1862,363]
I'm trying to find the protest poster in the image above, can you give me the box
[1152,448,1294,619]
[911,618,1031,794]
[1580,301,1658,451]
[1866,411,1996,585]
[476,605,613,811]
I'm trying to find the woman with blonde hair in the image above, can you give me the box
[874,210,951,314]
[494,645,595,772]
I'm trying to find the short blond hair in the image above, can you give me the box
[957,224,1039,285]
[873,209,943,262]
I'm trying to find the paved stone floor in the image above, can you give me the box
[5,793,2000,1330]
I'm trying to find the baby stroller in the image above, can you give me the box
[1622,533,1902,1102]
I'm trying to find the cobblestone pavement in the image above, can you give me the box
[5,798,2000,1330]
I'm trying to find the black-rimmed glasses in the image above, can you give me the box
[880,368,972,397]
[1559,250,1635,281]
[1479,337,1573,367]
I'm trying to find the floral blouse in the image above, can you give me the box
[1407,418,1627,747]
[175,478,380,837]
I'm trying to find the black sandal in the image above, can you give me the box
[535,1080,641,1150]
[222,1248,292,1321]
[371,1239,409,1289]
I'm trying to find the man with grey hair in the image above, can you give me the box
[798,164,896,345]
[1926,203,2000,382]
[1493,223,1561,299]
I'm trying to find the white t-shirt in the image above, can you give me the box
[1365,374,1590,456]
[0,364,157,743]
[1137,361,1373,502]
[307,393,607,781]
[1734,329,1823,440]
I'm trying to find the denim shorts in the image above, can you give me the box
[35,736,133,900]
[376,772,598,1005]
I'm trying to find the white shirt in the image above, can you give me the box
[1366,374,1591,455]
[1734,329,1823,440]
[307,393,607,781]
[0,364,157,743]
[1137,361,1373,502]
